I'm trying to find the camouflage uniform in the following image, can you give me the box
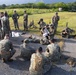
[38,19,46,30]
[39,21,46,29]
[0,18,2,40]
[23,36,40,43]
[40,27,50,45]
[23,13,28,30]
[29,53,44,75]
[40,22,46,29]
[46,43,61,61]
[20,39,35,59]
[42,51,52,74]
[4,11,11,32]
[49,25,55,39]
[12,12,19,30]
[52,12,60,33]
[0,38,16,61]
[29,52,52,75]
[62,26,75,38]
[1,16,10,38]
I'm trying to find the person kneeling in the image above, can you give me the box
[0,34,16,63]
[29,47,44,75]
[20,39,35,60]
[46,39,61,62]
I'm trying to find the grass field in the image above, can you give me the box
[9,12,76,35]
[0,8,52,16]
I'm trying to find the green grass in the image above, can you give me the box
[9,12,76,35]
[0,8,52,16]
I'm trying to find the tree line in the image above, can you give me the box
[0,2,76,11]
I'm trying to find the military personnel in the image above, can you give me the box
[0,12,2,39]
[12,10,19,30]
[4,11,11,32]
[29,47,52,75]
[0,34,16,62]
[40,26,50,45]
[52,12,60,33]
[42,49,52,74]
[62,23,75,38]
[22,35,40,43]
[42,26,49,39]
[40,25,55,45]
[23,10,28,31]
[1,12,10,39]
[20,39,35,60]
[62,28,69,38]
[28,20,37,29]
[46,39,61,61]
[38,18,46,31]
[29,47,44,75]
[49,25,55,39]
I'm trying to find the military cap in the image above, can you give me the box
[23,39,29,43]
[40,18,43,21]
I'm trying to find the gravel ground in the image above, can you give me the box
[0,31,76,75]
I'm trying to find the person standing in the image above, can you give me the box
[23,10,28,31]
[52,12,60,33]
[12,10,19,30]
[1,12,10,39]
[0,12,2,39]
[4,11,11,32]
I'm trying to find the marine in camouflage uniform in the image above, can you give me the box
[40,26,50,45]
[40,25,55,45]
[29,47,52,75]
[49,25,55,40]
[4,11,11,32]
[46,39,61,62]
[52,12,60,33]
[38,18,46,34]
[0,12,2,40]
[23,35,40,43]
[61,23,75,38]
[1,12,10,39]
[12,10,19,30]
[29,47,44,75]
[20,39,35,60]
[23,10,28,31]
[42,51,52,74]
[0,34,16,62]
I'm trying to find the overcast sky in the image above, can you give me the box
[0,0,76,5]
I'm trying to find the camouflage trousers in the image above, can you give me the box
[13,20,19,30]
[1,49,16,61]
[42,52,52,74]
[54,23,58,34]
[23,21,28,30]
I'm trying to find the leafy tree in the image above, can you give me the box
[36,2,46,9]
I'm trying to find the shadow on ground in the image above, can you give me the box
[6,56,30,71]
